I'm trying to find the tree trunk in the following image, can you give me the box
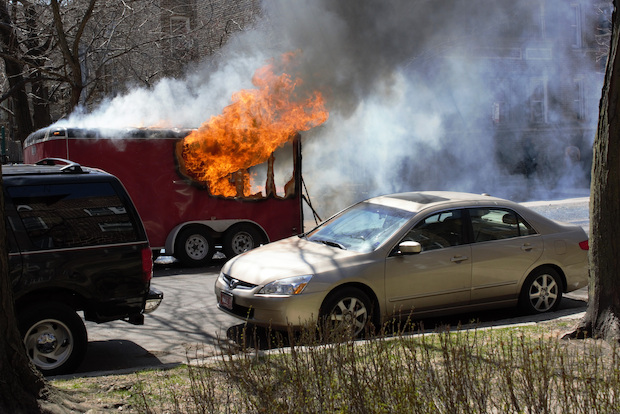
[0,175,48,412]
[568,0,620,341]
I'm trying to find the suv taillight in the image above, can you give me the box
[142,247,153,282]
[579,240,589,251]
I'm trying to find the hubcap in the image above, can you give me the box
[529,274,558,312]
[329,297,368,336]
[24,320,73,370]
[231,232,254,255]
[185,235,208,260]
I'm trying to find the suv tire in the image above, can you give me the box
[19,302,88,376]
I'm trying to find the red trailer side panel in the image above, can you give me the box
[24,131,303,251]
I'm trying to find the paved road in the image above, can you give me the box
[70,197,590,377]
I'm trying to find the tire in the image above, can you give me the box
[519,267,563,314]
[175,226,215,267]
[18,303,88,376]
[320,287,373,338]
[223,224,262,258]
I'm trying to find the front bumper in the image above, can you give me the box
[214,279,324,330]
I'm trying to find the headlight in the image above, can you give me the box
[258,275,313,296]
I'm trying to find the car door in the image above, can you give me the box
[385,209,472,317]
[468,207,543,304]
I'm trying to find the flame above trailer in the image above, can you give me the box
[177,52,329,197]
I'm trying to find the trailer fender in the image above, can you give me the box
[164,220,269,256]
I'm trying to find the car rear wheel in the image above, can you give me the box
[18,302,88,376]
[519,267,563,314]
[175,226,215,267]
[224,224,263,258]
[320,287,373,338]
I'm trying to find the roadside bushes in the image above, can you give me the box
[129,322,620,413]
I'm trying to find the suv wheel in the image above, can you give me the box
[19,303,88,376]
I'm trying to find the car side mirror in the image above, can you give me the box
[398,241,421,255]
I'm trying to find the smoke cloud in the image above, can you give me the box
[56,0,606,217]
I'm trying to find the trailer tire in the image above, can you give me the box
[224,223,263,258]
[175,226,215,267]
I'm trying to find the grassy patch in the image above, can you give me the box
[52,319,620,413]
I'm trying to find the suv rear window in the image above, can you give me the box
[7,182,140,249]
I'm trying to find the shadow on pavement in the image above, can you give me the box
[72,340,179,377]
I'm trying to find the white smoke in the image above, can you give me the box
[54,0,607,218]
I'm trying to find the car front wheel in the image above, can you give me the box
[18,302,88,376]
[519,267,563,314]
[320,287,374,338]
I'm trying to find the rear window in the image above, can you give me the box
[7,182,140,249]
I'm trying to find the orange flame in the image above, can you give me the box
[178,52,329,197]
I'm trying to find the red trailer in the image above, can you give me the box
[23,126,305,266]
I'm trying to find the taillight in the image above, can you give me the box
[142,247,153,282]
[579,240,589,251]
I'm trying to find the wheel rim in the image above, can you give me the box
[528,273,559,312]
[230,231,254,255]
[185,234,209,260]
[328,296,368,336]
[23,319,73,371]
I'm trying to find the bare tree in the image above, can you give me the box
[568,0,620,341]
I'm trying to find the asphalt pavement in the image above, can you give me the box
[65,196,590,378]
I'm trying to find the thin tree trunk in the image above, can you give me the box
[0,0,34,143]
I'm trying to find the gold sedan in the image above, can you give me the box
[215,191,589,336]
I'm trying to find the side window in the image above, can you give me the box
[469,208,537,242]
[403,209,464,252]
[7,182,140,250]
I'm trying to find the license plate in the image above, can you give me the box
[220,291,233,310]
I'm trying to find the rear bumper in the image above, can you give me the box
[145,287,164,314]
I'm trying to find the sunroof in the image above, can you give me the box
[389,193,449,204]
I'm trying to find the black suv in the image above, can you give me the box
[3,159,163,376]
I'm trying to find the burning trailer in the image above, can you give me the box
[23,126,307,266]
[23,53,329,266]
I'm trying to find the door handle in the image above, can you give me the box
[451,255,469,263]
[521,243,533,252]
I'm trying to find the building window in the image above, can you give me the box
[530,78,548,124]
[492,79,512,125]
[573,78,585,120]
[570,3,582,48]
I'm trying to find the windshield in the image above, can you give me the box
[306,201,414,253]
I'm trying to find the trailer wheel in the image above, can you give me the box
[224,224,263,258]
[175,226,215,267]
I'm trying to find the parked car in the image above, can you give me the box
[3,159,163,375]
[215,191,589,336]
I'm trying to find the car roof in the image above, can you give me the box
[367,190,567,234]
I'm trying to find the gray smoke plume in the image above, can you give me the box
[57,0,606,217]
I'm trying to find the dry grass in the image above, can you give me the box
[52,317,620,413]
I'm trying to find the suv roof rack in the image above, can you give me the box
[35,158,85,174]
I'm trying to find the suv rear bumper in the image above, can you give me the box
[145,287,164,314]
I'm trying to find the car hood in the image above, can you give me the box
[221,236,363,285]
